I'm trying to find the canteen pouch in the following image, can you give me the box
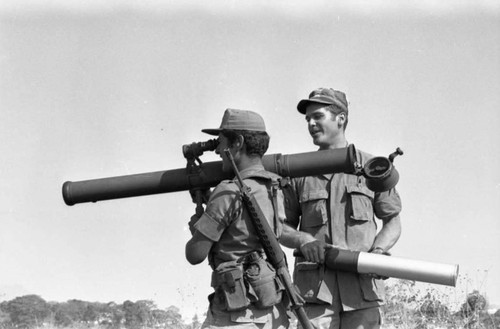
[243,253,283,309]
[212,261,249,311]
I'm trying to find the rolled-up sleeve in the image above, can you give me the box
[374,188,402,220]
[194,183,240,241]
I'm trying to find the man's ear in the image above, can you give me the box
[336,113,346,126]
[234,135,245,151]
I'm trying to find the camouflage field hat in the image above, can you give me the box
[202,108,266,135]
[297,87,349,114]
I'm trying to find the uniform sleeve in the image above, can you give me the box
[194,182,241,242]
[282,178,301,229]
[374,187,402,220]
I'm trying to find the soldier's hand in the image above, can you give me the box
[299,239,330,264]
[189,188,211,205]
[188,214,200,236]
[367,247,391,280]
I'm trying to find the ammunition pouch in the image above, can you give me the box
[211,252,284,311]
[211,261,249,311]
[242,252,284,309]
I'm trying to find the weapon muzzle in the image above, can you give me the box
[62,181,76,206]
[363,157,399,192]
[363,147,403,192]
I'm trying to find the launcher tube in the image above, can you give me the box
[63,146,356,205]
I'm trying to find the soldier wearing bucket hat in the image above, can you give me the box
[283,88,403,329]
[200,108,269,172]
[201,108,267,135]
[185,108,319,329]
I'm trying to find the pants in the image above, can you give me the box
[299,303,381,329]
[201,302,289,329]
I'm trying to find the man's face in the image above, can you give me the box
[305,104,342,149]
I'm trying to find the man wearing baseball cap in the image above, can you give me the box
[185,108,320,328]
[284,88,403,328]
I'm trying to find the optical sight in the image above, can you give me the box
[182,139,219,160]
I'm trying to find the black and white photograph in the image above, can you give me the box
[1,1,499,328]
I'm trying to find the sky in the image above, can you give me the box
[1,0,499,322]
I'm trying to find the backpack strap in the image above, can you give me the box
[235,170,284,238]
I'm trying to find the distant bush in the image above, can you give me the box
[382,279,499,329]
[1,295,51,329]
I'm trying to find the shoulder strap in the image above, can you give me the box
[234,173,283,237]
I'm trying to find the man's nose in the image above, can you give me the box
[215,144,222,155]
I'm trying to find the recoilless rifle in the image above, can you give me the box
[62,140,401,205]
[61,139,458,287]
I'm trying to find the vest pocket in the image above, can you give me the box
[299,190,329,231]
[293,261,324,303]
[346,185,374,222]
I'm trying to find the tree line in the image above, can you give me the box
[1,285,499,329]
[0,295,200,329]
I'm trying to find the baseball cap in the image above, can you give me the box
[297,88,349,114]
[202,108,267,135]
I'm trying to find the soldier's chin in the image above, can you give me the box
[311,136,322,145]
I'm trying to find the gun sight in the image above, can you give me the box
[182,138,219,160]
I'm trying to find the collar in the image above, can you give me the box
[238,164,273,180]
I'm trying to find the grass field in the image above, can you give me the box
[381,278,499,329]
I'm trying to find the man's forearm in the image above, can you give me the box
[371,215,401,252]
[280,224,328,263]
[279,224,313,249]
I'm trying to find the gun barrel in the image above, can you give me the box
[63,146,356,206]
[324,248,459,286]
[62,162,229,205]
